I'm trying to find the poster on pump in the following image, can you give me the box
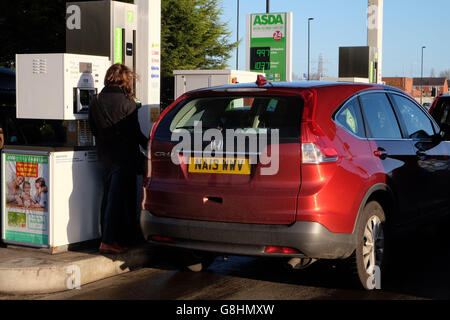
[2,152,50,247]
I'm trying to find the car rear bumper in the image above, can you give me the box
[140,210,356,259]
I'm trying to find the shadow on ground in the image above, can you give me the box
[145,217,450,300]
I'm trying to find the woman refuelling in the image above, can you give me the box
[88,63,148,254]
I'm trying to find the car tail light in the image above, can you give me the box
[151,235,174,243]
[301,121,338,164]
[264,246,300,254]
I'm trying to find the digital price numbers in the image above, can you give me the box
[250,47,271,71]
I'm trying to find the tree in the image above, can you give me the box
[440,69,450,81]
[430,68,436,78]
[161,0,238,107]
[0,0,66,68]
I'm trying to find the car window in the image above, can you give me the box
[391,94,435,139]
[156,96,303,141]
[432,98,450,127]
[335,97,365,137]
[359,93,402,139]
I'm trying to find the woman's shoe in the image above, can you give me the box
[99,242,128,254]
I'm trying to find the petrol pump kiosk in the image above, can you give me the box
[1,0,160,253]
[1,54,110,252]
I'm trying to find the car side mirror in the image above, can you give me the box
[437,123,450,141]
[433,132,443,144]
[415,134,442,151]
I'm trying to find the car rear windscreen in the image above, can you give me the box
[155,96,303,143]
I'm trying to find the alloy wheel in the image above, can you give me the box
[362,215,384,275]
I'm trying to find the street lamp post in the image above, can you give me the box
[308,18,314,81]
[266,0,270,13]
[421,46,426,105]
[236,0,239,70]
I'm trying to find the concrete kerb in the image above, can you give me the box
[0,245,152,295]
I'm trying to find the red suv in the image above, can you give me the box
[141,81,450,290]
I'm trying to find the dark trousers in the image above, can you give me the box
[100,163,137,245]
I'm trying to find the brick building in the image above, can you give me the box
[412,77,448,98]
[382,77,448,103]
[382,77,413,96]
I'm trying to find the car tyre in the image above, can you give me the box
[352,200,387,290]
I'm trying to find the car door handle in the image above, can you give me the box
[374,148,388,159]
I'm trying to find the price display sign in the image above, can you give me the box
[248,12,292,82]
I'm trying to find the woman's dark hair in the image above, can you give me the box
[35,177,48,193]
[104,63,136,98]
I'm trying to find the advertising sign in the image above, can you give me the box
[247,12,292,82]
[2,153,50,246]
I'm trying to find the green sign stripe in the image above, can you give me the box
[6,154,48,164]
[115,28,123,64]
[370,61,374,83]
[5,230,48,245]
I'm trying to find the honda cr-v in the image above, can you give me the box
[141,80,450,290]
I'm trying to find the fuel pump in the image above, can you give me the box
[16,53,110,146]
[1,0,160,253]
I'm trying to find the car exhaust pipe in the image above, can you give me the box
[286,257,317,270]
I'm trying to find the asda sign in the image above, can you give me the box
[253,14,284,26]
[247,12,292,82]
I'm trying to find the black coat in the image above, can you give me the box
[88,86,147,170]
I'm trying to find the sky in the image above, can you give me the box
[220,0,450,79]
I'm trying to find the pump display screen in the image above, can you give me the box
[250,47,271,71]
[74,88,97,114]
[80,89,96,108]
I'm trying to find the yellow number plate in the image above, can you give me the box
[189,157,251,175]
